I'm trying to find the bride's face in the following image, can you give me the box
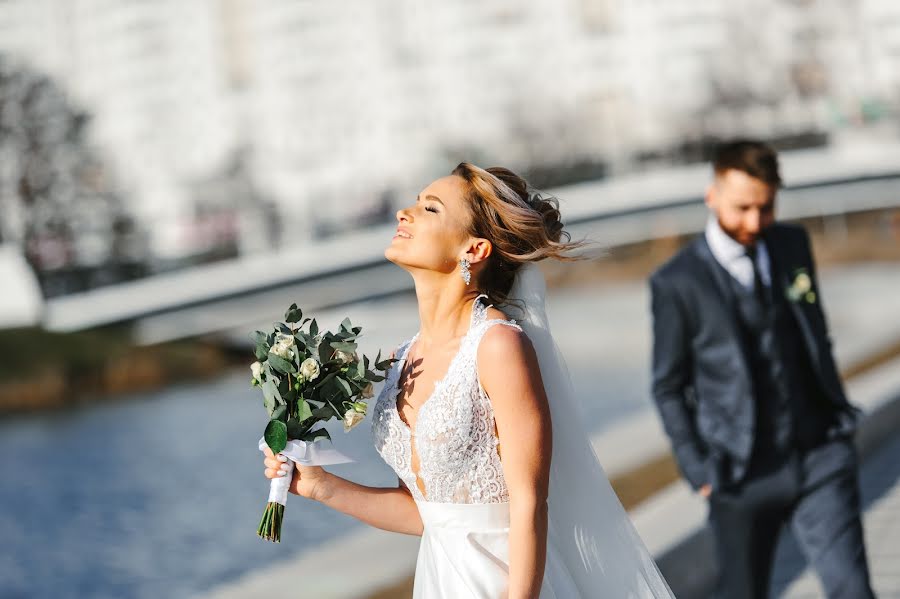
[385,175,476,275]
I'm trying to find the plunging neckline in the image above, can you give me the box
[389,295,490,500]
[392,294,487,438]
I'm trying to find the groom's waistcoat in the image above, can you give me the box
[726,263,835,460]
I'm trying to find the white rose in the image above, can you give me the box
[275,333,295,347]
[334,350,357,364]
[360,382,374,399]
[794,273,811,294]
[270,340,293,360]
[299,358,320,381]
[343,408,365,432]
[250,361,263,382]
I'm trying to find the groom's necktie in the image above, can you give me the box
[745,244,769,306]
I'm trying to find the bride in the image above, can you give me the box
[263,163,674,598]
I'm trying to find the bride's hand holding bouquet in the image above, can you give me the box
[251,303,394,542]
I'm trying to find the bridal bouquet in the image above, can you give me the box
[250,303,394,542]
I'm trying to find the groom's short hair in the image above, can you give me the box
[712,140,782,189]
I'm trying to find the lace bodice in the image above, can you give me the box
[371,296,521,504]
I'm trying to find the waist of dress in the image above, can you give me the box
[416,500,510,529]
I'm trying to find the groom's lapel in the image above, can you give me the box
[691,236,741,337]
[765,228,823,369]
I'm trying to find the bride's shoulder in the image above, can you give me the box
[476,318,533,364]
[475,322,540,400]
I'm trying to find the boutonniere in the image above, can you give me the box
[786,268,816,304]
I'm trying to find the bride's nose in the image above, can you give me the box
[396,208,412,223]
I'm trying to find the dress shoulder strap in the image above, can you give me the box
[467,295,520,338]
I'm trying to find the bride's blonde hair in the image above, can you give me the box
[452,163,582,306]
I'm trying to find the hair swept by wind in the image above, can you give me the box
[451,162,585,304]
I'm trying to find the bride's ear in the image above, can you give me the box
[463,238,492,265]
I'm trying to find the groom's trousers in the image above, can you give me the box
[708,438,875,599]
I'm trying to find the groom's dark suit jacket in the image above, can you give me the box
[650,223,859,491]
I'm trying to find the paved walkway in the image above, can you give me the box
[774,434,900,598]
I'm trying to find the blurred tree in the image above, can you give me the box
[0,55,146,296]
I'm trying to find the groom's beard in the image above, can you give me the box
[718,217,768,247]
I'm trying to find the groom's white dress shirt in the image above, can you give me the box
[704,216,772,291]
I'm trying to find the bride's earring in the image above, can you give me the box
[459,258,471,285]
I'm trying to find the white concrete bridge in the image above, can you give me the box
[6,140,898,344]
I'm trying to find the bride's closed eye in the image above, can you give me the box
[425,205,439,213]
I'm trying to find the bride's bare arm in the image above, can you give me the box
[263,448,423,536]
[478,325,552,599]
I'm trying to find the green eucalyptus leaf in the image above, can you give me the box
[309,319,318,337]
[302,428,331,443]
[375,359,394,371]
[264,419,288,454]
[318,379,340,404]
[254,343,269,361]
[250,330,268,345]
[281,387,297,405]
[335,377,352,397]
[284,303,302,323]
[311,405,334,419]
[330,341,357,353]
[293,332,310,349]
[318,340,331,364]
[339,326,357,339]
[296,398,313,422]
[263,361,280,381]
[340,317,352,331]
[286,417,310,439]
[323,395,345,419]
[271,404,287,422]
[312,370,337,390]
[262,379,281,411]
[262,394,274,416]
[267,353,297,374]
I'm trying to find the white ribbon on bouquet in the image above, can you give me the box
[258,437,353,505]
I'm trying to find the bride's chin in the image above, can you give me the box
[384,246,408,266]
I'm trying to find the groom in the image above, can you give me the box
[649,140,875,598]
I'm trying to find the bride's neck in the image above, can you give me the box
[411,272,479,346]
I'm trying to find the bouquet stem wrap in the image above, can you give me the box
[257,436,353,542]
[258,437,353,505]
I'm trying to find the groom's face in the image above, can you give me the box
[705,169,777,246]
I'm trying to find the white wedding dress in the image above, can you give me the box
[372,266,674,598]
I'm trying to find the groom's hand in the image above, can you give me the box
[699,484,712,498]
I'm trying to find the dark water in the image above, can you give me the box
[0,363,644,599]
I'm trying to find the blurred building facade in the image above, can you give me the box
[0,0,898,272]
